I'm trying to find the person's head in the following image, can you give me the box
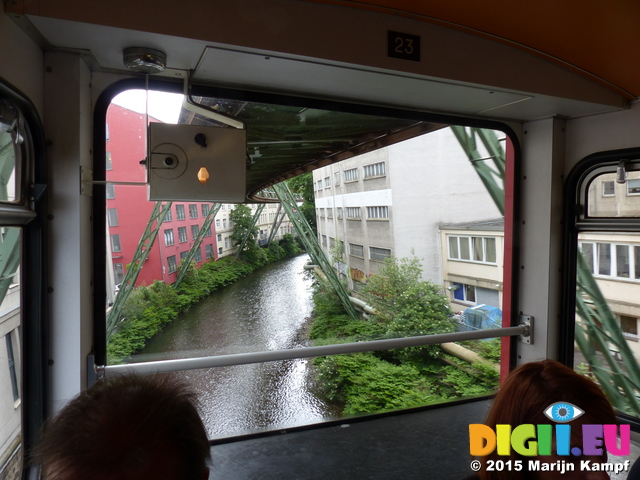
[479,359,616,480]
[35,375,211,480]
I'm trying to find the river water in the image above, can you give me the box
[134,254,342,439]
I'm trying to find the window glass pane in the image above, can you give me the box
[104,90,507,441]
[616,245,630,278]
[448,236,458,259]
[587,172,640,217]
[598,243,611,275]
[581,242,594,273]
[0,228,21,475]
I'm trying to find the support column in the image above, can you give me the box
[45,52,93,410]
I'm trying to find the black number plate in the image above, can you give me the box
[388,31,420,62]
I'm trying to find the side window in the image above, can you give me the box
[568,157,640,421]
[0,94,41,480]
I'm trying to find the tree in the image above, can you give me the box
[287,172,316,234]
[229,204,257,250]
[362,255,454,358]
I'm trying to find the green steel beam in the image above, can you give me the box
[273,182,359,320]
[174,203,222,288]
[235,204,265,256]
[450,126,505,215]
[106,201,172,339]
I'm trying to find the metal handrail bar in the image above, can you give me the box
[97,324,528,377]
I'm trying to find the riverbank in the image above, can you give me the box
[107,236,304,364]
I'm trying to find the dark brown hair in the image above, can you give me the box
[35,375,211,480]
[478,360,616,480]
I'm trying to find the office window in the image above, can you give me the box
[107,208,118,227]
[176,205,185,220]
[167,255,177,273]
[363,162,386,179]
[106,183,116,199]
[178,226,187,243]
[327,208,333,218]
[602,181,615,196]
[189,204,198,219]
[366,206,389,219]
[344,168,358,182]
[448,235,497,264]
[164,229,174,246]
[6,333,19,402]
[370,246,392,262]
[349,243,364,257]
[316,180,323,190]
[202,204,210,216]
[205,244,214,259]
[337,207,343,219]
[110,234,121,252]
[191,224,199,239]
[113,263,125,284]
[325,177,331,187]
[334,171,341,186]
[194,248,202,263]
[628,179,640,195]
[346,207,361,219]
[162,204,172,222]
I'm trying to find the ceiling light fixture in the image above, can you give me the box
[123,47,167,74]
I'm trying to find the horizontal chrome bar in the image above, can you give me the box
[97,325,527,377]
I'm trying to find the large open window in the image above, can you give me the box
[95,82,516,440]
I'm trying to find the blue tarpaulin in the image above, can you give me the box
[458,304,502,335]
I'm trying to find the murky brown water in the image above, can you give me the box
[135,254,341,439]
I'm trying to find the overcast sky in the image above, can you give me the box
[111,89,183,124]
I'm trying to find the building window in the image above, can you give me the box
[344,168,358,182]
[448,235,497,264]
[329,237,335,248]
[370,246,391,262]
[107,208,118,227]
[205,244,214,259]
[316,180,323,190]
[602,181,615,196]
[334,171,341,186]
[191,224,200,239]
[110,234,121,252]
[176,205,185,220]
[162,204,172,222]
[203,226,212,237]
[581,241,640,280]
[346,207,361,219]
[218,247,223,255]
[337,207,343,219]
[106,183,116,199]
[164,229,174,246]
[180,251,189,261]
[223,218,227,229]
[194,248,202,263]
[216,219,221,228]
[627,179,640,195]
[202,204,210,217]
[224,237,229,248]
[363,162,386,179]
[178,226,187,243]
[217,233,222,242]
[327,208,333,218]
[349,243,364,257]
[6,333,19,402]
[114,263,125,284]
[620,315,638,341]
[167,255,177,273]
[324,177,331,187]
[452,282,476,303]
[189,204,198,219]
[322,235,327,246]
[366,206,389,219]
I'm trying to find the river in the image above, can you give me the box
[134,254,342,439]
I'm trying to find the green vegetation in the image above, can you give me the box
[107,235,303,364]
[286,172,316,234]
[310,255,499,416]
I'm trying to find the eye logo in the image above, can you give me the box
[544,402,584,423]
